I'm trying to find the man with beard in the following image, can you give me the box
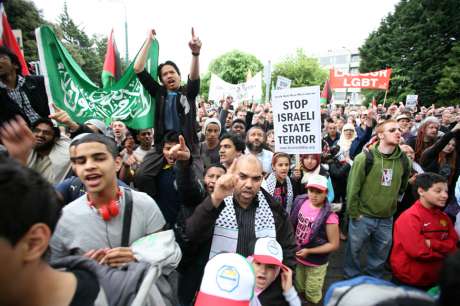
[246,125,273,175]
[406,116,440,162]
[0,46,50,126]
[0,117,71,184]
[185,155,296,306]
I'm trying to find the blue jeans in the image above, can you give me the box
[344,215,393,278]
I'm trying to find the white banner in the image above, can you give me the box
[272,86,321,154]
[275,76,292,90]
[405,95,418,108]
[208,72,262,103]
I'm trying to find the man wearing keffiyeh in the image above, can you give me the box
[185,154,297,306]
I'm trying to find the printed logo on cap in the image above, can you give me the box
[216,265,240,293]
[267,239,280,256]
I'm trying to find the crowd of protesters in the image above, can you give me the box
[1,28,460,306]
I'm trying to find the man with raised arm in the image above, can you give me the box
[134,28,201,151]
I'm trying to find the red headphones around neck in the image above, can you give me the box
[87,189,123,221]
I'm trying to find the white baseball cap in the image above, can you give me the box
[195,253,255,306]
[252,237,287,270]
[306,174,328,192]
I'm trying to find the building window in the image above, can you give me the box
[351,54,360,63]
[350,67,359,74]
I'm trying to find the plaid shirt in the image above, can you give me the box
[0,75,41,123]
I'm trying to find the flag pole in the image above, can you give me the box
[383,89,388,106]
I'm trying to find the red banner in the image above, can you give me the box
[329,68,391,90]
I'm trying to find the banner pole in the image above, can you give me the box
[383,89,388,106]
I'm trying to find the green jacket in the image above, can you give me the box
[346,144,410,218]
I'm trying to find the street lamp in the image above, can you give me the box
[342,46,352,105]
[99,0,129,64]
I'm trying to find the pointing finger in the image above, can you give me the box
[227,158,238,174]
[179,135,186,149]
[191,27,195,38]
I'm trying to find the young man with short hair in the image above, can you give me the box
[200,118,221,169]
[134,128,153,162]
[50,134,170,265]
[230,118,247,137]
[390,172,458,289]
[345,119,410,279]
[219,133,245,169]
[134,28,201,151]
[0,46,50,126]
[0,159,99,306]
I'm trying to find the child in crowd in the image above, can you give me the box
[249,237,301,306]
[263,152,296,213]
[292,154,335,203]
[390,172,458,290]
[290,174,340,304]
[194,253,255,306]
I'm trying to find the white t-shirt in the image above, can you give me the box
[133,146,150,163]
[50,188,165,260]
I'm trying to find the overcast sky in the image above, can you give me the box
[31,0,400,76]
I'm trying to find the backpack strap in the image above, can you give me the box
[400,152,410,179]
[364,149,374,177]
[364,149,410,179]
[121,188,133,247]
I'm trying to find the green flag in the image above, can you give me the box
[35,25,158,129]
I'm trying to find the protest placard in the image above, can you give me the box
[272,86,321,154]
[405,95,418,109]
[275,76,292,90]
[330,68,392,90]
[208,72,262,103]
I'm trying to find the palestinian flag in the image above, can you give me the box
[101,29,121,88]
[320,79,331,105]
[0,3,29,75]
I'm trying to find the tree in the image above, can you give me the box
[272,48,328,88]
[436,43,460,105]
[56,2,106,86]
[200,50,263,99]
[359,0,460,106]
[4,0,49,62]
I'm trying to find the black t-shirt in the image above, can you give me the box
[69,269,99,306]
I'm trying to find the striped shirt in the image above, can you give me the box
[234,197,259,257]
[0,75,41,123]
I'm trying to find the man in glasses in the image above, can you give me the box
[344,119,410,279]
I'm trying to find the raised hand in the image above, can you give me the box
[211,159,237,207]
[188,27,202,54]
[168,135,191,161]
[148,29,156,41]
[280,266,293,293]
[49,104,79,131]
[0,116,36,165]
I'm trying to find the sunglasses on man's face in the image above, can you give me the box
[386,128,403,133]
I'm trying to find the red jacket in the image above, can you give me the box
[390,200,458,286]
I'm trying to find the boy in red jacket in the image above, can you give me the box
[390,172,458,289]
